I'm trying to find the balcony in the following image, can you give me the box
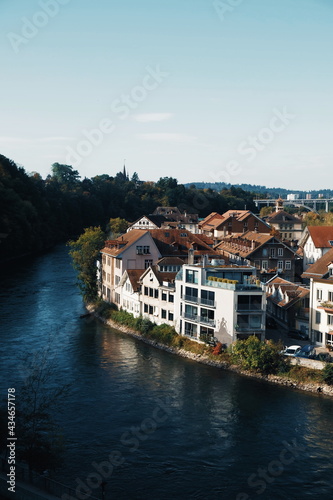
[318,302,333,313]
[237,303,263,312]
[183,294,199,304]
[200,297,216,308]
[181,312,216,328]
[205,279,262,291]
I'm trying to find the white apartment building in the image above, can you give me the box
[310,263,333,346]
[174,262,266,346]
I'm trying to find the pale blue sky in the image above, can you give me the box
[1,0,332,189]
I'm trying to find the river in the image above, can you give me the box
[1,245,333,500]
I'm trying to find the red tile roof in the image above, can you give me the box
[307,226,333,249]
[301,247,333,279]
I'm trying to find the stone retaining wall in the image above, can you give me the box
[86,305,333,397]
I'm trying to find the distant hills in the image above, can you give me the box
[184,182,333,199]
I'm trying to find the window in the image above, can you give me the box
[144,303,148,313]
[185,269,198,284]
[115,275,120,285]
[185,322,197,337]
[180,233,187,237]
[329,291,333,302]
[262,248,268,257]
[185,304,198,320]
[270,248,276,258]
[277,261,283,271]
[115,293,120,304]
[329,240,333,246]
[161,309,167,319]
[116,259,121,269]
[315,311,321,324]
[136,245,150,255]
[201,290,215,306]
[262,261,268,270]
[144,286,149,296]
[145,259,153,269]
[165,232,170,237]
[278,248,283,257]
[149,288,154,297]
[185,287,198,302]
[162,292,167,301]
[168,294,174,303]
[154,289,159,299]
[149,305,153,315]
[317,289,323,301]
[328,315,333,326]
[168,312,174,321]
[285,261,291,270]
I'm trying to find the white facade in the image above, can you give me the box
[174,263,266,346]
[140,269,175,326]
[303,236,331,270]
[127,216,160,231]
[101,231,161,304]
[310,267,333,346]
[119,272,141,318]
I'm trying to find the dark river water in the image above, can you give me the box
[1,246,333,500]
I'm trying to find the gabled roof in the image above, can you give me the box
[301,247,333,280]
[129,215,167,228]
[156,256,184,266]
[140,264,177,285]
[120,269,143,292]
[148,229,219,257]
[101,230,155,257]
[307,226,333,249]
[214,231,296,259]
[266,277,309,309]
[266,210,302,223]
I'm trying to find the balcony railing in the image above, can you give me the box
[200,297,216,308]
[183,294,199,304]
[237,304,263,312]
[181,312,216,327]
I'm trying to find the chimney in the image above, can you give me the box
[188,246,194,265]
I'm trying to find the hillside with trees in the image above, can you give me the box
[0,154,257,261]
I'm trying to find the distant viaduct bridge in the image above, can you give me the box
[254,198,333,213]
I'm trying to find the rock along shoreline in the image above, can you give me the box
[86,304,333,398]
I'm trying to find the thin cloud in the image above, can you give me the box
[134,113,174,123]
[0,136,74,144]
[138,133,197,144]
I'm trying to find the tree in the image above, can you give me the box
[51,163,80,189]
[230,336,286,375]
[14,348,69,473]
[68,226,105,301]
[107,217,129,237]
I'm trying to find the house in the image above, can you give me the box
[174,260,266,346]
[265,198,303,243]
[199,210,270,239]
[298,226,333,271]
[100,230,161,304]
[214,231,300,283]
[128,207,199,233]
[139,258,182,326]
[301,248,333,346]
[265,277,309,334]
[119,269,143,318]
[148,229,221,262]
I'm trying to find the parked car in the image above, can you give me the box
[295,344,316,359]
[287,329,309,341]
[283,345,302,356]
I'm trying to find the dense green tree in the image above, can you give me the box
[230,336,286,375]
[68,226,105,301]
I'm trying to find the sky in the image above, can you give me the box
[0,0,332,189]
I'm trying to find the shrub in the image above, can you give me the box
[230,336,286,375]
[212,342,223,355]
[321,363,333,385]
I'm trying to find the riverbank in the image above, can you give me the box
[86,304,333,398]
